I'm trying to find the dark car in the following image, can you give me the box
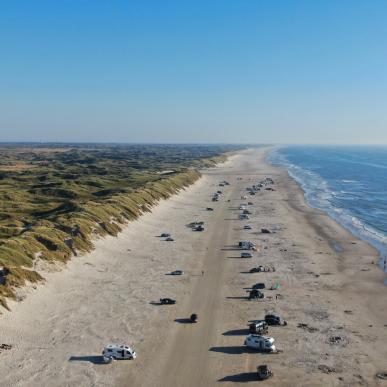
[249,320,268,334]
[160,298,176,305]
[248,289,264,300]
[265,314,287,326]
[252,283,265,290]
[206,207,214,211]
[190,313,198,323]
[193,225,204,231]
[170,270,183,275]
[165,237,174,241]
[249,266,264,273]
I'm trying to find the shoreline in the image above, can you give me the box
[267,147,387,268]
[1,148,387,386]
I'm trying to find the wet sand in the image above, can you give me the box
[1,148,387,387]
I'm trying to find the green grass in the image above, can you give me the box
[0,144,244,309]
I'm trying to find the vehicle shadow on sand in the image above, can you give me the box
[218,372,258,382]
[209,346,248,355]
[222,329,249,336]
[174,318,193,324]
[225,296,249,300]
[69,355,107,365]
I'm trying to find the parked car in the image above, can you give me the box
[257,365,273,380]
[160,233,170,238]
[170,270,183,275]
[248,321,268,334]
[193,225,204,231]
[265,314,287,326]
[249,266,265,273]
[165,237,174,241]
[160,298,176,305]
[241,252,253,258]
[248,289,264,300]
[206,207,214,211]
[243,225,252,230]
[252,282,265,289]
[102,344,137,360]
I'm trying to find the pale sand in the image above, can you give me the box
[1,148,387,387]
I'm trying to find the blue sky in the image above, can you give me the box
[1,0,387,143]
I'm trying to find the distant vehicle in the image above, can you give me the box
[160,233,170,238]
[248,321,268,334]
[239,205,247,210]
[244,335,276,352]
[244,225,252,230]
[190,313,198,323]
[257,365,273,380]
[248,289,264,300]
[252,283,265,289]
[219,183,224,187]
[241,252,253,258]
[165,237,174,241]
[239,214,249,220]
[170,270,183,275]
[216,190,222,194]
[249,266,265,273]
[239,241,256,250]
[102,344,137,361]
[206,207,214,211]
[243,209,252,214]
[160,298,176,305]
[248,202,253,205]
[265,314,287,326]
[193,225,204,231]
[261,228,271,234]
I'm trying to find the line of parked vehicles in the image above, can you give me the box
[233,177,285,380]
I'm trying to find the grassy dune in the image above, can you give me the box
[0,144,241,309]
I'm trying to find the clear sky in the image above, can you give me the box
[1,0,387,144]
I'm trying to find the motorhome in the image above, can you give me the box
[244,335,276,352]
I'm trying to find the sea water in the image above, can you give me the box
[268,146,387,272]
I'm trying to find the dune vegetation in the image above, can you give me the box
[0,143,242,309]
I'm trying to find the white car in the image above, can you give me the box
[102,344,137,360]
[244,335,276,353]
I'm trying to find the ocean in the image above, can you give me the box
[268,146,387,271]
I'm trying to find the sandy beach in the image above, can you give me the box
[1,147,387,387]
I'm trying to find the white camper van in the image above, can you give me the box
[102,344,137,360]
[244,335,276,353]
